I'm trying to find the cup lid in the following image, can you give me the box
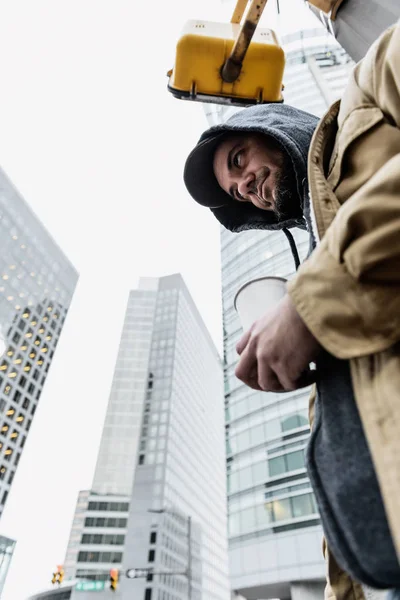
[233,276,287,311]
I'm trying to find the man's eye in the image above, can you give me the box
[233,151,243,168]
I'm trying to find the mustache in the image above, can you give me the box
[248,168,270,200]
[248,168,286,217]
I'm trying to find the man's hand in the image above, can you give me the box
[235,294,321,392]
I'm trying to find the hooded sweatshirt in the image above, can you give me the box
[190,104,400,588]
[195,104,318,242]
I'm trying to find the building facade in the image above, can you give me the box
[204,27,354,600]
[59,275,230,600]
[63,490,130,583]
[0,167,78,517]
[0,535,15,598]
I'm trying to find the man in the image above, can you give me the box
[183,19,400,600]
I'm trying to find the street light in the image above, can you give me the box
[148,508,192,600]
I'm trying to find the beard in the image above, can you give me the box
[273,152,301,221]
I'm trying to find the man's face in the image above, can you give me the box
[213,132,296,218]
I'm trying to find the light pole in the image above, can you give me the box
[148,508,192,600]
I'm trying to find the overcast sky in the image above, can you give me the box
[0,1,318,598]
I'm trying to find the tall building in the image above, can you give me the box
[0,167,78,517]
[59,274,230,600]
[204,27,354,600]
[0,535,16,598]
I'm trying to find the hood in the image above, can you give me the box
[184,103,319,233]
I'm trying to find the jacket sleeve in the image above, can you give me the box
[288,22,400,360]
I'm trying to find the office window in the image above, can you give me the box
[265,498,291,522]
[144,589,152,600]
[4,448,13,461]
[268,455,286,477]
[291,493,315,518]
[148,550,155,563]
[0,424,9,437]
[286,450,304,472]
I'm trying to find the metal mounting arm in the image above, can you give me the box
[221,0,269,83]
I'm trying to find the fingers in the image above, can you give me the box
[236,345,316,393]
[236,345,284,393]
[258,359,286,392]
[236,328,252,356]
[235,344,255,383]
[259,363,317,392]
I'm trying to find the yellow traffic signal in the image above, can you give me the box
[51,565,64,585]
[110,568,119,592]
[167,0,285,106]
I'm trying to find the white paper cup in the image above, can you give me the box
[234,276,287,331]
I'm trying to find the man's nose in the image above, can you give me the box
[237,172,255,197]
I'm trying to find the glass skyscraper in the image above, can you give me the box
[204,27,354,600]
[0,166,78,518]
[0,535,15,598]
[60,274,230,600]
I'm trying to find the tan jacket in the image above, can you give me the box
[287,21,400,600]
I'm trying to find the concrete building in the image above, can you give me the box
[120,275,228,600]
[63,490,130,584]
[35,274,230,600]
[0,167,78,517]
[204,27,354,600]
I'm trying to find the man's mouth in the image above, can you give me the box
[258,180,273,209]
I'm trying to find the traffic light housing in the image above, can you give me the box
[110,568,119,592]
[167,0,285,106]
[51,565,64,585]
[168,19,284,106]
